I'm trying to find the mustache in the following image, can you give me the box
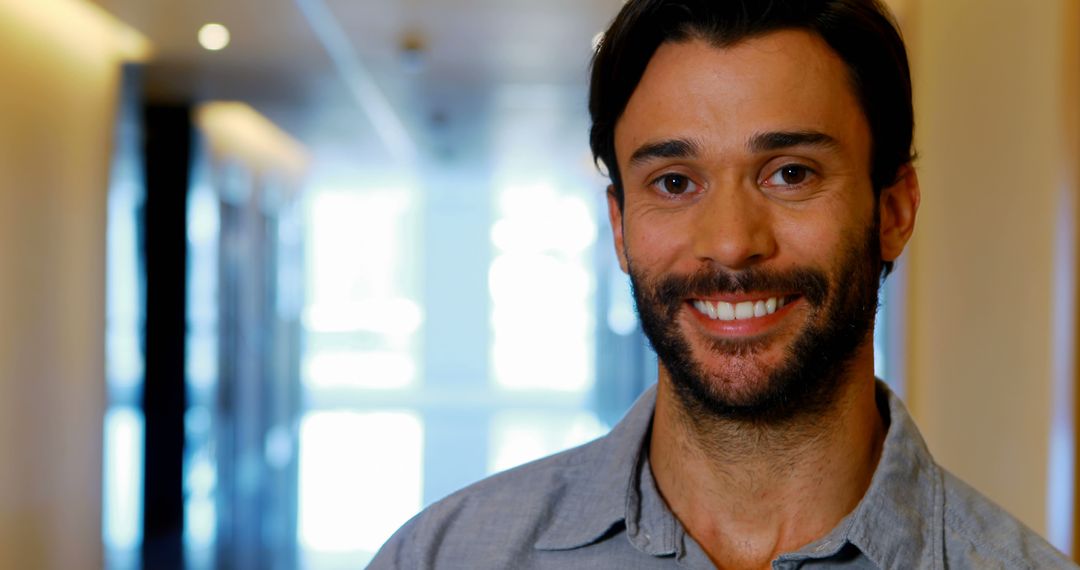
[643,266,830,310]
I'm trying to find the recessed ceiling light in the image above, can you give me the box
[198,23,230,51]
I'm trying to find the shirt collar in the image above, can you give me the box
[625,446,680,557]
[534,380,946,569]
[532,383,659,551]
[840,381,944,568]
[775,381,945,567]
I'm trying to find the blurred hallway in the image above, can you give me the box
[1,0,1078,568]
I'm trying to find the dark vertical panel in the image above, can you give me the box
[214,173,301,570]
[259,210,301,570]
[141,104,191,570]
[215,198,243,569]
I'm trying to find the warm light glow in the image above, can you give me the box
[0,0,153,62]
[195,102,309,180]
[113,22,152,61]
[198,22,230,51]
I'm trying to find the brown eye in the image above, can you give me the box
[655,174,694,195]
[780,166,808,185]
[763,164,814,188]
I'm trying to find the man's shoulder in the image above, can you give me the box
[939,469,1076,569]
[867,383,1076,568]
[367,435,614,569]
[368,386,659,568]
[422,434,600,519]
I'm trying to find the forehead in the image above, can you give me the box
[614,29,870,165]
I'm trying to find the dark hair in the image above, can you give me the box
[589,0,914,208]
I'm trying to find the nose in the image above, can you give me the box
[689,181,777,270]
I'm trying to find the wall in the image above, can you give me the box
[0,1,140,567]
[904,0,1075,547]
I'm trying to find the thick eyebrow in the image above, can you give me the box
[628,138,702,167]
[747,130,840,153]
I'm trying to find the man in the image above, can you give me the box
[370,0,1076,568]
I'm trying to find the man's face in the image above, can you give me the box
[609,30,885,422]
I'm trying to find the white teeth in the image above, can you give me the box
[693,297,785,321]
[779,296,787,308]
[694,300,718,319]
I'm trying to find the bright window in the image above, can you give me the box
[298,411,423,553]
[488,411,606,474]
[299,186,424,567]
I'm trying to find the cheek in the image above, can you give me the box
[621,208,694,267]
[775,217,828,257]
[772,202,867,268]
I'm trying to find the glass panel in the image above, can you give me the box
[304,190,421,338]
[103,67,145,570]
[488,410,607,474]
[183,405,217,551]
[303,349,416,390]
[488,90,600,394]
[184,170,221,565]
[298,411,423,557]
[489,184,597,392]
[303,188,421,395]
[103,407,144,553]
[299,184,423,567]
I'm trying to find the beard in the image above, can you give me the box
[628,222,882,426]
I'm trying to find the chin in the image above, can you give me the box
[631,222,883,425]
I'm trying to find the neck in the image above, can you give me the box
[648,347,885,570]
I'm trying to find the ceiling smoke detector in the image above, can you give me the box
[399,30,428,73]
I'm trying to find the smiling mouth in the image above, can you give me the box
[689,295,799,321]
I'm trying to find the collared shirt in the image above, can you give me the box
[369,381,1076,569]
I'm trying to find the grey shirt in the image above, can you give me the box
[369,382,1075,569]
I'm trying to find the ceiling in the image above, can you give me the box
[89,0,625,175]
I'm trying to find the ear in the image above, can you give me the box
[606,185,629,274]
[878,164,920,263]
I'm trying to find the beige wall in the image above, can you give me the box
[904,0,1074,545]
[0,2,134,567]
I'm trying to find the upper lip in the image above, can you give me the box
[689,292,794,303]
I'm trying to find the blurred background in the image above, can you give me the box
[1,0,1078,568]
